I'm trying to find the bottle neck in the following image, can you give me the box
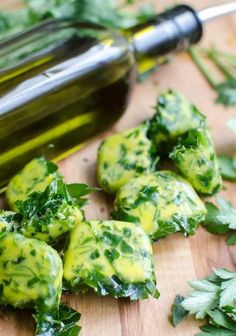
[125,5,203,60]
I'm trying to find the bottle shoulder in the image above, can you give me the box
[0,19,135,112]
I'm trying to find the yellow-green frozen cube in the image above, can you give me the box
[0,232,62,311]
[63,220,158,300]
[97,124,156,194]
[149,90,205,151]
[6,157,61,211]
[170,127,222,195]
[113,171,206,240]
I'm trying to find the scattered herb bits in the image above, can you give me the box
[0,232,63,311]
[97,123,157,194]
[148,90,205,153]
[5,157,92,245]
[6,157,61,211]
[112,171,206,240]
[63,220,159,300]
[170,127,222,196]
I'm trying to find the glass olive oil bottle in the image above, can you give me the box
[0,6,203,188]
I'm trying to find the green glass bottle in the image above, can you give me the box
[0,6,203,188]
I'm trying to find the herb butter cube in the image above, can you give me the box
[149,90,205,151]
[16,180,84,244]
[170,127,222,195]
[113,171,206,240]
[6,157,61,211]
[0,232,62,311]
[63,220,158,300]
[97,124,156,194]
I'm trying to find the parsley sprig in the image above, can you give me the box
[218,155,236,182]
[189,47,236,106]
[171,268,236,335]
[34,303,81,336]
[203,196,236,245]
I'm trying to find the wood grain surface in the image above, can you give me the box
[0,0,236,335]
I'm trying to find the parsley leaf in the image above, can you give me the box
[15,180,94,244]
[34,303,81,336]
[0,0,155,40]
[214,197,236,230]
[204,202,230,234]
[197,325,236,336]
[227,232,236,245]
[207,309,236,332]
[203,196,236,244]
[214,269,236,307]
[172,269,236,336]
[181,279,220,319]
[216,79,236,106]
[171,295,187,327]
[181,268,236,318]
[218,155,236,182]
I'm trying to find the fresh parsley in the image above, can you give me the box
[202,196,236,245]
[171,268,236,336]
[0,0,156,40]
[34,303,81,336]
[218,155,236,182]
[170,294,187,327]
[189,47,236,106]
[15,179,94,244]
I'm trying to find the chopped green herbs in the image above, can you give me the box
[170,127,222,196]
[113,171,206,240]
[6,157,93,245]
[16,180,87,244]
[203,196,236,245]
[171,269,236,335]
[0,210,21,233]
[34,304,81,336]
[63,220,159,300]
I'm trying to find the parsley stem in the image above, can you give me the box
[207,48,234,80]
[189,47,217,88]
[208,49,236,68]
[203,47,236,70]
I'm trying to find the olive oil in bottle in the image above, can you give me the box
[0,21,135,187]
[0,6,203,187]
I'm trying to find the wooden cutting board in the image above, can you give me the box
[0,0,236,335]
